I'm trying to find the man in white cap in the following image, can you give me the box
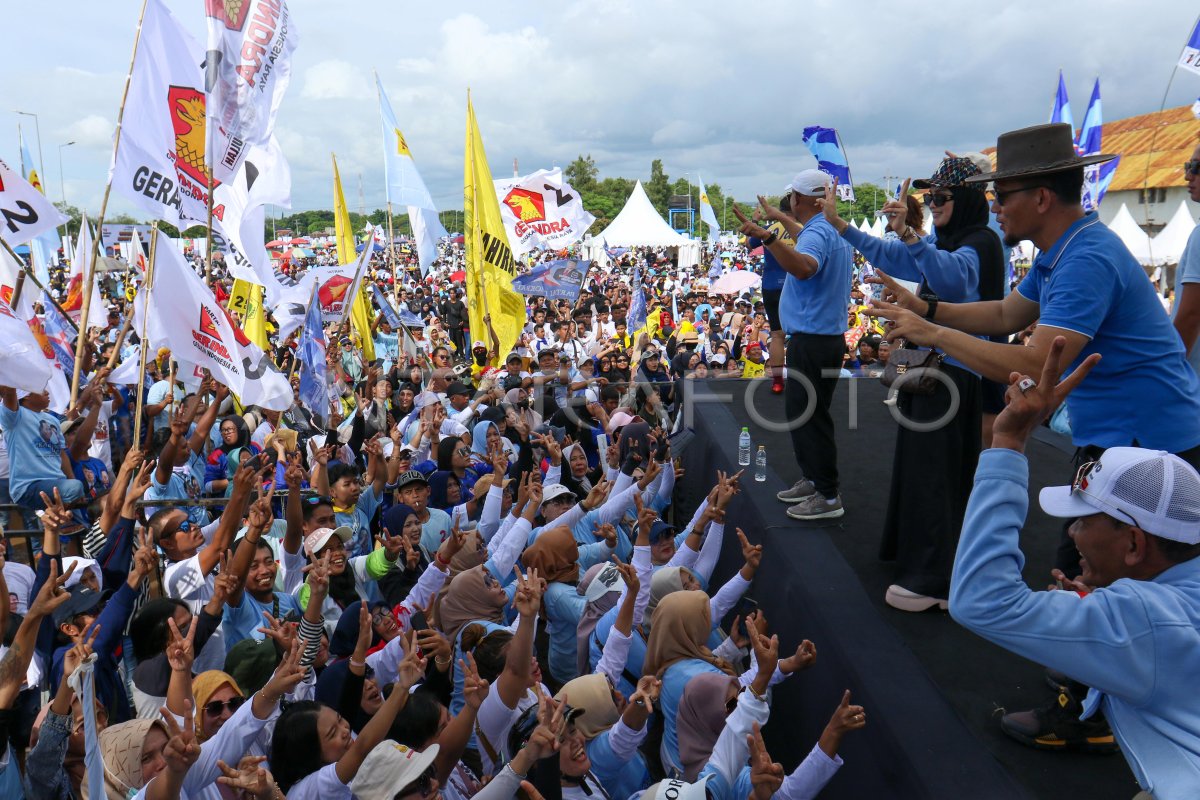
[950,339,1200,799]
[733,170,854,520]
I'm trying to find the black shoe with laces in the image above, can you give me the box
[1000,684,1119,754]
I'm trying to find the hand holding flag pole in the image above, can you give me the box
[132,223,159,442]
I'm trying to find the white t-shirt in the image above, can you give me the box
[162,521,227,672]
[87,402,115,472]
[286,763,351,800]
[476,685,542,776]
[2,561,35,614]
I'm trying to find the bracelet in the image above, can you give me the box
[762,231,779,247]
[349,657,366,668]
[434,655,451,667]
[435,552,451,567]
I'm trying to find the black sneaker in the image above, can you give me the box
[999,684,1119,754]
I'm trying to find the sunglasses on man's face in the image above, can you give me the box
[1185,160,1200,177]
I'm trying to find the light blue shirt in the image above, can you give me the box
[146,451,210,527]
[951,449,1200,800]
[1171,224,1200,375]
[779,215,854,335]
[0,405,67,502]
[1016,214,1200,451]
[223,590,301,648]
[337,485,382,559]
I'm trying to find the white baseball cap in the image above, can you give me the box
[1039,447,1200,545]
[540,483,577,508]
[582,562,624,602]
[788,169,832,197]
[303,526,353,557]
[349,741,440,800]
[638,777,712,800]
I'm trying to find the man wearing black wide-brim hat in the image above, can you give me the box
[865,121,1200,759]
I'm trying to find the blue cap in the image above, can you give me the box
[649,519,676,543]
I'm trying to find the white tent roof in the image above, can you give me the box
[1109,203,1154,265]
[1149,201,1196,265]
[596,181,689,247]
[858,219,871,234]
[869,216,885,238]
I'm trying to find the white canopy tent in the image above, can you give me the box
[869,216,886,238]
[1149,201,1196,265]
[1109,203,1156,265]
[589,180,700,269]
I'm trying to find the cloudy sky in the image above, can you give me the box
[6,0,1199,223]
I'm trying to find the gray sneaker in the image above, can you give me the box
[787,492,844,520]
[776,479,816,503]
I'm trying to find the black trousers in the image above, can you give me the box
[448,325,467,356]
[1054,441,1200,575]
[784,333,846,498]
[879,364,982,598]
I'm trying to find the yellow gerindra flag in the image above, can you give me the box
[332,153,375,362]
[230,279,269,350]
[464,93,525,366]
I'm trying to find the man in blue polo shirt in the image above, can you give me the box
[868,122,1200,753]
[734,169,854,520]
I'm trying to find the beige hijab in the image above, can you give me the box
[99,718,167,800]
[436,565,508,641]
[520,526,580,585]
[555,673,619,741]
[642,590,734,678]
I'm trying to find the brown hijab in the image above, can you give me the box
[521,526,580,584]
[99,718,167,800]
[642,590,734,677]
[555,673,619,741]
[678,672,740,781]
[436,565,508,641]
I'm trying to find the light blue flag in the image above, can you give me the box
[511,259,588,302]
[627,265,648,333]
[19,128,61,275]
[297,294,329,426]
[697,174,721,239]
[376,74,447,274]
[801,126,855,201]
[1076,79,1116,211]
[1050,70,1074,131]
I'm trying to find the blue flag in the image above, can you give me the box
[297,296,329,426]
[371,283,424,329]
[511,259,589,302]
[1050,70,1074,130]
[801,126,854,201]
[1180,16,1200,75]
[627,266,648,333]
[1075,79,1118,211]
[41,295,76,376]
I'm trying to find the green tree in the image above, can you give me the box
[564,154,598,192]
[646,159,671,216]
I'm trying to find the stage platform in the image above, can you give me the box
[673,377,1139,800]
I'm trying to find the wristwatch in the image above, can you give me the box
[921,293,939,321]
[762,231,778,247]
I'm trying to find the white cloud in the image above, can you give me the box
[63,115,114,149]
[301,59,373,101]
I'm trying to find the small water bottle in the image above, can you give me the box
[755,446,767,482]
[738,427,752,466]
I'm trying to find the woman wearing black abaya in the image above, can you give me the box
[830,156,1004,612]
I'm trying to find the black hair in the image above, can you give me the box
[460,624,513,683]
[387,690,443,749]
[599,385,620,404]
[327,463,361,486]
[301,496,334,522]
[271,701,326,792]
[148,507,184,546]
[129,598,189,662]
[149,428,172,459]
[1043,167,1084,207]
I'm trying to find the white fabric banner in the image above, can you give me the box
[0,299,54,394]
[0,244,35,319]
[205,0,298,184]
[0,157,69,247]
[296,260,363,324]
[493,168,595,256]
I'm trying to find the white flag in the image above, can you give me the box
[111,0,211,228]
[0,157,69,247]
[0,299,54,394]
[0,244,35,319]
[204,0,297,184]
[297,260,364,324]
[64,214,107,328]
[697,174,721,240]
[146,230,292,410]
[493,168,596,256]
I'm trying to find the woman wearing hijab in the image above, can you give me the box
[830,156,1003,614]
[203,417,260,495]
[558,443,601,501]
[504,387,542,433]
[643,590,739,776]
[98,718,170,800]
[435,435,487,501]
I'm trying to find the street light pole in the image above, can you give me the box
[722,197,729,230]
[14,110,46,182]
[58,141,76,204]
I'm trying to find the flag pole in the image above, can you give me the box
[107,230,156,371]
[387,203,400,304]
[132,223,159,442]
[71,0,152,406]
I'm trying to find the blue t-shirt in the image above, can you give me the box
[749,220,795,291]
[1171,224,1200,375]
[146,451,210,526]
[223,590,302,648]
[145,380,172,433]
[779,215,854,335]
[337,484,382,558]
[1017,214,1200,451]
[0,405,68,502]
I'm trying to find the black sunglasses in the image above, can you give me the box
[204,697,246,716]
[926,192,954,208]
[1185,160,1200,177]
[396,766,437,799]
[993,185,1048,207]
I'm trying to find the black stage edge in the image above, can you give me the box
[674,378,1139,800]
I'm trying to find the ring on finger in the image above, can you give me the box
[1017,377,1037,394]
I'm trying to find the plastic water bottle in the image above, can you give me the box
[738,427,752,466]
[755,446,767,482]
